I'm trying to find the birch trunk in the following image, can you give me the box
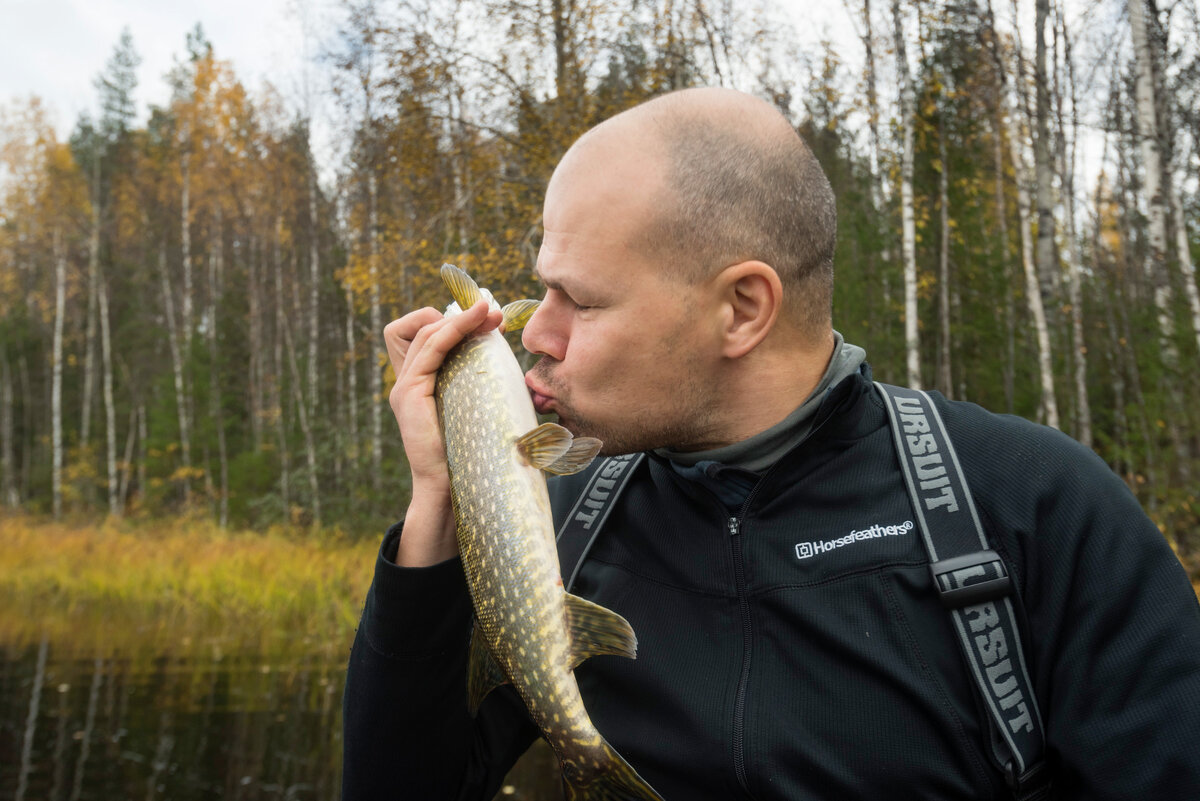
[1061,182,1090,446]
[1008,118,1060,429]
[368,171,383,492]
[158,241,192,500]
[1128,0,1175,352]
[1130,0,1191,481]
[1056,14,1092,447]
[52,229,66,519]
[98,267,119,514]
[862,0,884,207]
[986,0,1058,427]
[1033,0,1058,302]
[892,0,921,388]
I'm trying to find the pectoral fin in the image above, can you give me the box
[441,263,482,309]
[501,299,540,332]
[467,622,509,715]
[542,437,603,475]
[564,593,638,670]
[515,422,573,468]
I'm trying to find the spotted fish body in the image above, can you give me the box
[434,264,664,801]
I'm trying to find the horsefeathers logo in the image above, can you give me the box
[795,521,914,560]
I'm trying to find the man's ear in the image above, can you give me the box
[716,260,783,359]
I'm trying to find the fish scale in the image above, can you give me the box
[433,264,665,800]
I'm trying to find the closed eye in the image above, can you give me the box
[548,286,596,312]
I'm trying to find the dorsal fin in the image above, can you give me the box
[564,593,638,670]
[501,299,540,332]
[440,263,482,309]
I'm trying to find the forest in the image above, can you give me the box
[1,0,1198,552]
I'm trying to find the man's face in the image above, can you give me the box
[522,139,724,455]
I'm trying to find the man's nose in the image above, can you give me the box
[521,297,564,360]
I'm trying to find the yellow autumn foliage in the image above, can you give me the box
[0,512,376,656]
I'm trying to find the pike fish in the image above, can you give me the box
[435,263,664,801]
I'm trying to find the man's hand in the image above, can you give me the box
[384,300,502,567]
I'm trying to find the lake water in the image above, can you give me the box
[0,637,561,801]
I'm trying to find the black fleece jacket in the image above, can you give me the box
[342,371,1200,800]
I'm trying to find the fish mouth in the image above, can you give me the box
[525,374,557,415]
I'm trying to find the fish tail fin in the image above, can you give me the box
[562,739,665,801]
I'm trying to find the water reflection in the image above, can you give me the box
[1,639,344,800]
[0,638,562,801]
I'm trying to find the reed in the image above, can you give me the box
[0,512,378,656]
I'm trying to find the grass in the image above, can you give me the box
[2,509,1196,658]
[0,511,378,658]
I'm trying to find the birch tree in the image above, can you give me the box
[1128,0,1175,350]
[892,0,921,388]
[1032,0,1058,302]
[51,229,66,519]
[985,0,1059,428]
[1054,9,1091,447]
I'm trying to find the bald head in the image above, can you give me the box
[555,87,837,339]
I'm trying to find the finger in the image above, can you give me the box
[384,307,444,372]
[399,301,493,384]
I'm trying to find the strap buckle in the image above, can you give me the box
[1006,758,1052,799]
[929,550,1011,609]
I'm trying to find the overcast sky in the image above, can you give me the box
[0,0,857,133]
[0,0,324,131]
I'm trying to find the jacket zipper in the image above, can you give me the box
[729,515,754,793]
[725,402,844,795]
[663,390,847,796]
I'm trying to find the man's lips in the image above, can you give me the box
[525,375,556,415]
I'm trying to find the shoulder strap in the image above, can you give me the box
[875,383,1050,798]
[555,452,645,593]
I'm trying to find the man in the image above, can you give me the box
[342,88,1200,800]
